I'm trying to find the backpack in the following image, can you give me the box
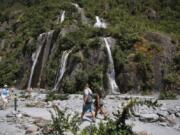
[87,94,93,103]
[86,89,93,103]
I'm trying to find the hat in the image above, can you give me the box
[4,84,8,88]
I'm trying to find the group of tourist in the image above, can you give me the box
[81,84,108,122]
[0,83,108,122]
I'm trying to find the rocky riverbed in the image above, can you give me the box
[0,89,180,135]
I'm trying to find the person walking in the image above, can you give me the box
[0,84,10,110]
[81,84,96,122]
[94,93,108,119]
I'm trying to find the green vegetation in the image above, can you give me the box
[43,105,80,135]
[46,91,69,101]
[0,0,179,94]
[159,90,177,100]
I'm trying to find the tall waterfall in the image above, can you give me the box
[53,50,72,90]
[28,31,54,89]
[94,16,107,28]
[104,38,119,94]
[37,30,54,87]
[28,34,45,89]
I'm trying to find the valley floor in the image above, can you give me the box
[0,90,180,135]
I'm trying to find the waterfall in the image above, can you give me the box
[71,3,88,25]
[104,38,119,94]
[60,11,65,23]
[94,16,107,28]
[37,30,54,87]
[28,31,54,89]
[57,11,65,24]
[71,3,81,13]
[28,34,45,89]
[53,50,72,90]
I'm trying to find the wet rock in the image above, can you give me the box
[139,114,159,122]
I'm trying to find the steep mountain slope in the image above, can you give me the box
[0,0,179,94]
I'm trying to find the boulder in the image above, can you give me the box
[34,117,49,128]
[6,113,15,118]
[175,113,180,117]
[167,114,176,126]
[139,114,159,122]
[25,125,38,134]
[159,122,168,127]
[157,111,169,117]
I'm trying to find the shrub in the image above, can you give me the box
[159,90,176,100]
[44,105,80,135]
[46,91,69,102]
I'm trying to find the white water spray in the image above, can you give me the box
[94,16,107,28]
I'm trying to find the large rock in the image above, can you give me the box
[175,113,180,117]
[25,125,38,134]
[157,111,169,117]
[139,114,159,122]
[167,114,176,126]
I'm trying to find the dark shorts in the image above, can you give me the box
[83,102,94,112]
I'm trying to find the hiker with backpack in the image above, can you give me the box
[81,83,96,122]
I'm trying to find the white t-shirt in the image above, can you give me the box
[84,87,92,96]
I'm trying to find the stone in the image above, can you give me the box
[168,109,177,115]
[167,114,176,126]
[16,113,23,118]
[139,114,159,122]
[136,131,152,135]
[159,122,168,127]
[6,113,15,118]
[64,131,74,135]
[34,117,49,128]
[157,111,169,117]
[25,125,38,134]
[175,113,180,117]
[158,116,167,122]
[175,106,180,112]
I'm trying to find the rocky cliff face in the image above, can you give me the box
[0,0,179,94]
